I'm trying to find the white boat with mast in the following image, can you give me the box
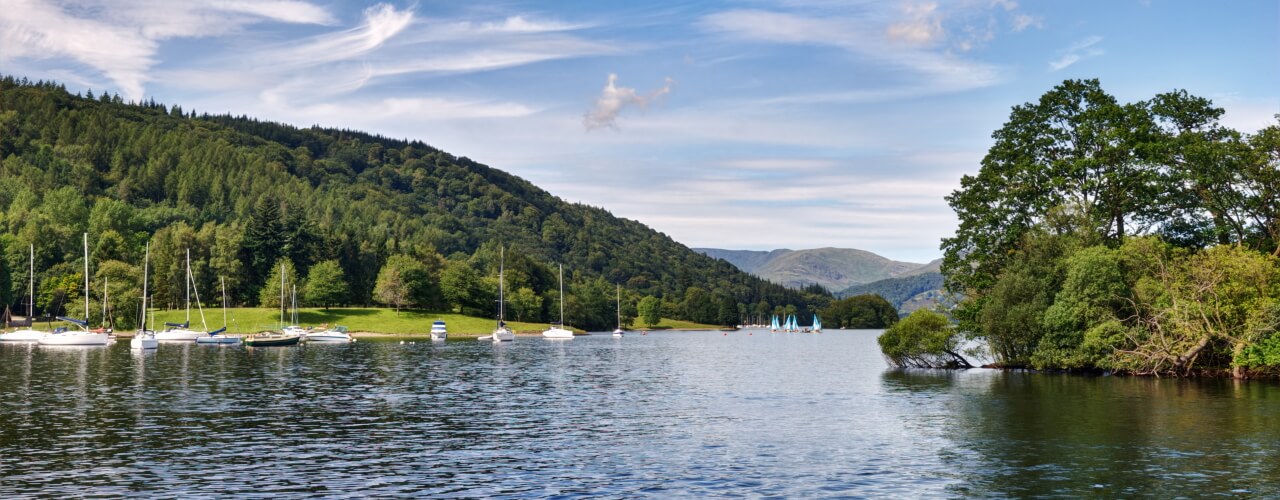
[543,264,574,339]
[485,246,515,342]
[2,244,44,342]
[612,283,624,337]
[39,233,109,346]
[244,264,303,347]
[282,283,309,338]
[196,276,239,344]
[156,249,204,341]
[131,242,158,350]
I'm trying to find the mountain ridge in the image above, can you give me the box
[694,247,937,291]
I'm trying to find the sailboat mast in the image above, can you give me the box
[280,263,286,329]
[82,233,89,325]
[27,243,33,318]
[221,276,227,329]
[141,243,149,331]
[558,264,564,325]
[291,284,297,324]
[185,248,191,324]
[102,277,108,324]
[616,283,621,329]
[498,246,505,326]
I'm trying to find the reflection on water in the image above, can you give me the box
[2,331,1280,496]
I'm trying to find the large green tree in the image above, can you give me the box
[304,260,348,309]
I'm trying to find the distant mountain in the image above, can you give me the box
[837,271,946,314]
[693,247,933,291]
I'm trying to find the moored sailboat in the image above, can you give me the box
[612,284,625,337]
[131,242,158,350]
[39,234,109,346]
[2,244,44,342]
[486,246,515,342]
[196,277,240,345]
[244,264,302,347]
[543,264,574,339]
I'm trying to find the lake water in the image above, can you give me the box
[3,329,1279,497]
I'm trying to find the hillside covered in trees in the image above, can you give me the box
[0,76,829,331]
[884,79,1280,378]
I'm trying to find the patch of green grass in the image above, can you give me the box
[147,307,549,336]
[144,307,722,335]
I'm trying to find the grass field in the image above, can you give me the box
[143,307,718,336]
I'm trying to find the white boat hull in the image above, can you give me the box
[156,329,203,341]
[542,327,573,339]
[430,332,447,341]
[39,332,110,346]
[1,329,45,342]
[131,335,158,349]
[195,335,241,345]
[304,333,352,342]
[612,329,624,337]
[491,329,515,342]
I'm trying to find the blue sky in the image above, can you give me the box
[1,0,1276,263]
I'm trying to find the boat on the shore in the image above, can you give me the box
[488,246,515,342]
[196,277,240,345]
[612,284,624,337]
[2,244,44,342]
[131,242,158,350]
[430,320,447,341]
[243,331,302,347]
[244,264,302,347]
[39,234,109,346]
[305,325,352,343]
[543,264,573,339]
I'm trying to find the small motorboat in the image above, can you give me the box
[430,320,447,341]
[304,325,352,343]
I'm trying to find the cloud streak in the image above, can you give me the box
[1049,35,1104,71]
[0,0,334,100]
[583,73,674,130]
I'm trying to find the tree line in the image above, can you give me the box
[0,75,836,331]
[882,79,1280,378]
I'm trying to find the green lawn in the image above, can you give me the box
[145,307,718,336]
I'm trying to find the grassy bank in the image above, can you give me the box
[144,307,718,336]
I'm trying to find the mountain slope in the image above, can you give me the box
[837,271,944,310]
[0,76,825,328]
[695,247,929,291]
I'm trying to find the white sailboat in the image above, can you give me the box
[430,320,447,341]
[282,284,310,338]
[131,242,158,350]
[196,276,239,344]
[612,284,624,337]
[2,244,44,342]
[39,233,109,346]
[543,264,574,339]
[156,249,204,341]
[812,314,823,333]
[487,246,515,342]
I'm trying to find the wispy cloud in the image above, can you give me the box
[261,3,412,69]
[1011,13,1044,32]
[887,2,945,46]
[700,9,1003,102]
[583,74,674,130]
[1049,35,1104,71]
[0,0,334,100]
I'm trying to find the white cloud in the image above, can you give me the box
[887,2,945,45]
[1049,35,1104,71]
[262,3,412,69]
[1011,13,1044,32]
[583,73,674,130]
[0,0,334,100]
[700,9,1003,100]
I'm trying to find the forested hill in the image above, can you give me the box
[0,76,827,329]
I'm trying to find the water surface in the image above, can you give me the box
[2,330,1278,497]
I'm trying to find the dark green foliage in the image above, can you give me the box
[930,78,1280,376]
[304,260,347,309]
[638,295,661,327]
[0,75,828,324]
[823,294,898,329]
[878,309,971,368]
[838,272,943,308]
